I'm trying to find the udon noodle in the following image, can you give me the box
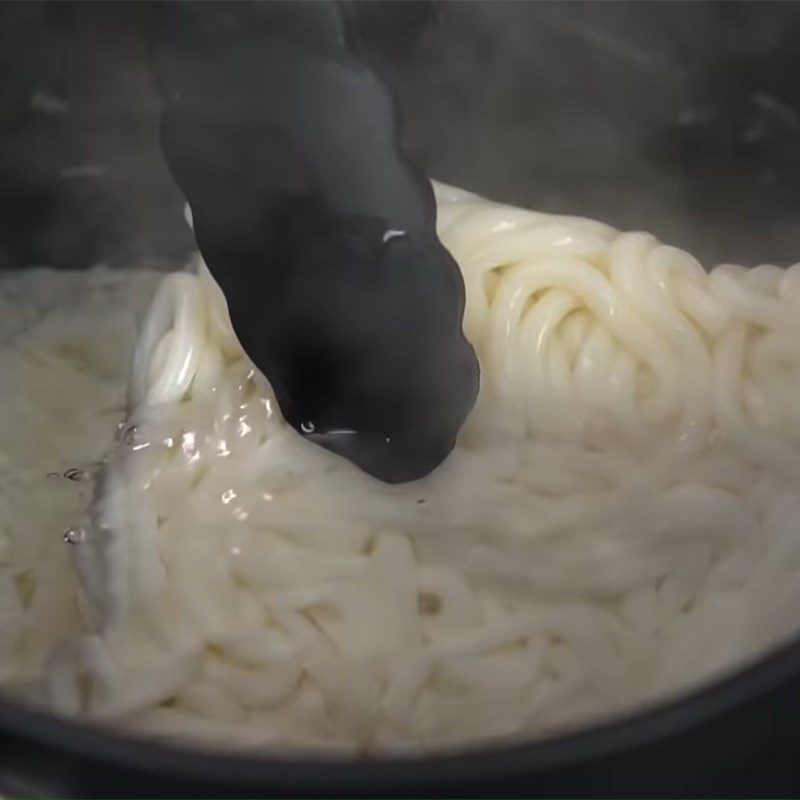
[0,268,159,696]
[26,183,800,753]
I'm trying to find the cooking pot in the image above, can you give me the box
[2,2,800,796]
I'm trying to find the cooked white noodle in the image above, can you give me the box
[38,182,800,754]
[0,268,159,696]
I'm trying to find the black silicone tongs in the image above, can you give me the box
[150,0,478,483]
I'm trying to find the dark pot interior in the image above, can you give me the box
[2,1,800,796]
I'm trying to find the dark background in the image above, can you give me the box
[1,0,800,271]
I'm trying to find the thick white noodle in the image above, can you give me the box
[47,182,800,755]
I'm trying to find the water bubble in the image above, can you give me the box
[63,467,90,482]
[300,421,315,434]
[62,525,86,545]
[122,425,139,446]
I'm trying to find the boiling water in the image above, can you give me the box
[0,267,159,694]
